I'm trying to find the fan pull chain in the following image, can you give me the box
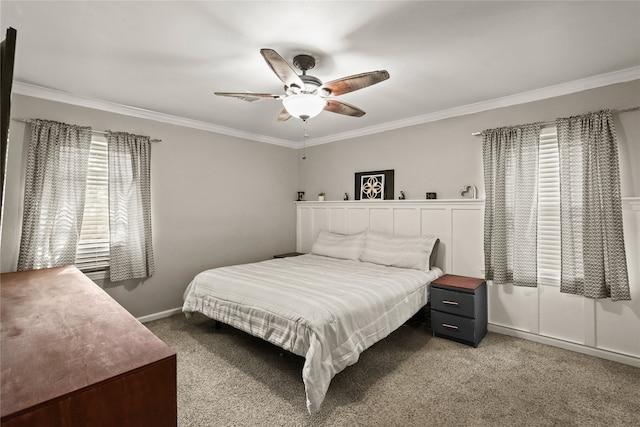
[302,119,308,160]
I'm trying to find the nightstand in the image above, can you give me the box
[273,252,304,258]
[430,274,487,347]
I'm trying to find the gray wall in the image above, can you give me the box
[1,95,299,317]
[2,80,638,318]
[298,80,640,201]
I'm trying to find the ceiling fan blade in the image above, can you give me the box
[260,48,304,89]
[277,108,292,122]
[320,70,390,96]
[324,99,366,117]
[214,92,281,102]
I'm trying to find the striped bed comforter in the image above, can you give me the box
[182,254,443,414]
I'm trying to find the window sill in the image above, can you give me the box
[83,269,110,281]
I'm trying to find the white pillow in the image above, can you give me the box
[360,230,438,271]
[311,230,366,261]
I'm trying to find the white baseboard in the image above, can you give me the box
[136,310,640,367]
[488,323,640,368]
[137,307,183,324]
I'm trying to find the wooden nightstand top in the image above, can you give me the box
[431,274,485,291]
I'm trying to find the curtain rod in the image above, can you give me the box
[12,118,161,143]
[471,106,640,136]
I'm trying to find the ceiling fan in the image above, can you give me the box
[215,48,390,121]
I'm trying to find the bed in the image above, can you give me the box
[182,229,442,414]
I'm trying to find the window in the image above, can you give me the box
[537,126,561,286]
[19,121,154,281]
[484,111,629,299]
[75,135,110,274]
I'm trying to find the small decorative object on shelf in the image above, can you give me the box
[297,191,305,201]
[459,184,477,199]
[318,192,326,201]
[343,193,349,200]
[426,192,437,199]
[430,274,487,347]
[398,191,405,200]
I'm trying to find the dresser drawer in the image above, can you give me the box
[431,311,476,344]
[431,287,476,318]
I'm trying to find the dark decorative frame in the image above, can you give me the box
[355,169,394,200]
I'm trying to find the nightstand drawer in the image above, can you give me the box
[431,311,476,343]
[431,287,476,318]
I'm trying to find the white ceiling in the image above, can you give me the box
[3,1,639,147]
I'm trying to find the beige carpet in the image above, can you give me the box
[145,313,640,426]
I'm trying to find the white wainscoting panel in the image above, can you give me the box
[488,198,640,362]
[296,200,484,276]
[594,198,640,357]
[348,208,368,234]
[451,208,484,277]
[298,207,314,251]
[369,208,394,235]
[487,283,539,333]
[393,208,420,236]
[538,284,586,343]
[328,208,348,234]
[296,198,640,364]
[421,208,449,273]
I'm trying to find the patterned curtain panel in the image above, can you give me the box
[18,119,92,270]
[556,110,630,301]
[107,132,155,282]
[483,124,541,286]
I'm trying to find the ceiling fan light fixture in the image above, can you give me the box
[282,93,326,120]
[216,48,388,122]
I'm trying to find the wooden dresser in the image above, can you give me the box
[1,266,177,427]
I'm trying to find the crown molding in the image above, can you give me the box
[305,66,640,147]
[13,66,639,149]
[12,82,298,149]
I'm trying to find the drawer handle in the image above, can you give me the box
[442,323,459,330]
[442,300,459,306]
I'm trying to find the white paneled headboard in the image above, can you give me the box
[296,200,485,277]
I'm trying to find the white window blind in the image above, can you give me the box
[75,135,110,272]
[537,126,561,286]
